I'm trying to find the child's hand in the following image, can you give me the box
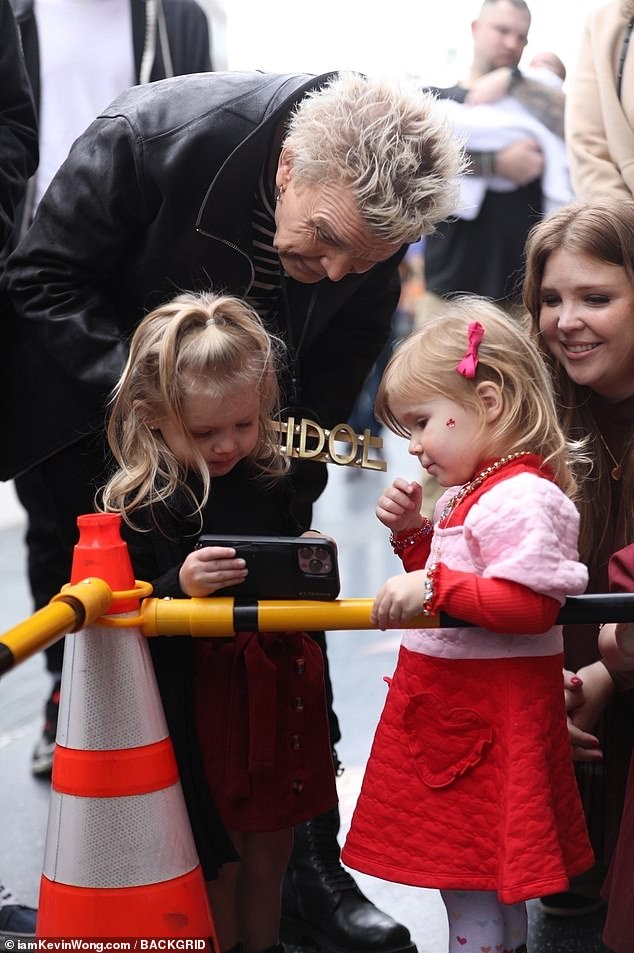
[371,570,427,629]
[179,546,247,597]
[376,478,423,534]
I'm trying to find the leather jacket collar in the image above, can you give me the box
[196,71,336,278]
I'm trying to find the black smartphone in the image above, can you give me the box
[195,534,340,601]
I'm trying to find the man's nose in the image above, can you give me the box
[322,251,355,282]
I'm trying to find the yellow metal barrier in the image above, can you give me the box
[139,596,435,637]
[3,578,634,675]
[0,578,112,672]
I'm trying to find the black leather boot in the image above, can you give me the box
[281,807,417,953]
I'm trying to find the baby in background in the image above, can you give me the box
[526,49,566,85]
[446,48,572,219]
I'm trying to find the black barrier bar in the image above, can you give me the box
[557,593,634,625]
[439,594,634,629]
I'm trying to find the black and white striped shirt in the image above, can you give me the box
[246,171,282,320]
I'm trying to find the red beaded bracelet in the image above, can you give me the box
[389,519,433,555]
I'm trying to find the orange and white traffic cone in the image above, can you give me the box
[37,513,216,945]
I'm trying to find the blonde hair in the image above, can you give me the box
[523,199,634,562]
[100,292,288,528]
[375,296,578,496]
[284,72,465,244]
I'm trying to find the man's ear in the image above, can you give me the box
[476,380,504,423]
[275,146,294,191]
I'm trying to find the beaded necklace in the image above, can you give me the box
[440,451,531,524]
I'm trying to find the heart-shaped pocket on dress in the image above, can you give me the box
[404,691,493,788]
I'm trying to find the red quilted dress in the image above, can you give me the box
[343,649,592,904]
[342,459,594,904]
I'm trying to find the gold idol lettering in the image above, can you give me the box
[273,418,386,471]
[298,418,325,459]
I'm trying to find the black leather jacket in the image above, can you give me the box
[4,71,403,488]
[0,0,37,278]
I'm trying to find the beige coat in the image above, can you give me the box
[566,0,634,198]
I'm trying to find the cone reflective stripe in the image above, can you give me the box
[38,514,215,942]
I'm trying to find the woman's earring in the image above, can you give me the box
[446,419,456,428]
[275,186,285,203]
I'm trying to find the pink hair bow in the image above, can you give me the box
[456,321,485,379]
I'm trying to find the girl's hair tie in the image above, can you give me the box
[456,321,485,378]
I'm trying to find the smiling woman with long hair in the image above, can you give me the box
[523,197,634,923]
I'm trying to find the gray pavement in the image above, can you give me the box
[0,431,612,951]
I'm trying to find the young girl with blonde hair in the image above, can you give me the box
[342,297,593,953]
[101,291,337,953]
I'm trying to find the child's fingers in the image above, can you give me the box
[197,545,239,562]
[204,565,249,595]
[375,502,405,526]
[196,548,247,577]
[407,481,424,510]
[382,480,422,512]
[209,565,248,581]
[371,588,402,630]
[370,588,386,626]
[391,477,421,500]
[180,553,247,598]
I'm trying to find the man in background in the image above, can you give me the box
[421,0,564,316]
[10,0,213,780]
